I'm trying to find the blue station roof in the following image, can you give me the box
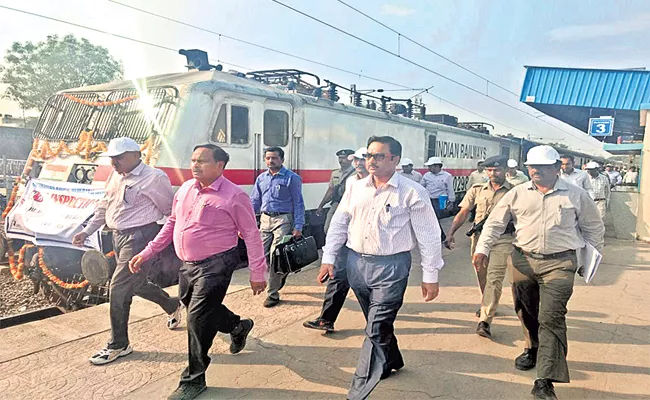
[520,66,650,140]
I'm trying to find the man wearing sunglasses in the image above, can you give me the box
[473,145,604,400]
[321,136,444,400]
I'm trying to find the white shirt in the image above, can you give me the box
[588,173,611,201]
[623,171,638,184]
[467,170,488,188]
[399,170,423,184]
[421,170,456,202]
[607,170,622,185]
[322,173,444,283]
[560,169,593,198]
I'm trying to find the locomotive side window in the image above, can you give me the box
[231,106,249,144]
[264,110,289,146]
[427,134,437,159]
[211,104,228,143]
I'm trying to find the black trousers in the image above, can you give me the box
[319,247,350,323]
[430,198,447,242]
[178,247,241,385]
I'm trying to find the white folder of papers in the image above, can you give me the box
[579,243,602,283]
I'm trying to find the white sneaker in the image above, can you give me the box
[89,345,133,365]
[167,303,182,330]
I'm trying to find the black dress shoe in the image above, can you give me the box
[303,318,334,332]
[168,382,207,400]
[380,359,405,380]
[515,347,538,371]
[263,297,280,308]
[476,321,491,338]
[230,319,254,354]
[531,379,557,399]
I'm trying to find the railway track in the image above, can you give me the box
[0,306,63,329]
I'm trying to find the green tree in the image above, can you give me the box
[0,34,123,111]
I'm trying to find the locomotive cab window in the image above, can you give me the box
[231,106,249,144]
[211,104,249,145]
[264,110,289,147]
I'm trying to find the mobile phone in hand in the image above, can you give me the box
[320,272,330,283]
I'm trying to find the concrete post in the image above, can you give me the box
[636,104,650,241]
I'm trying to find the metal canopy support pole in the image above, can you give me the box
[636,103,650,241]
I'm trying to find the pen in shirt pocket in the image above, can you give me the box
[385,204,391,213]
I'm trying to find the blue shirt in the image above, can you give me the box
[250,166,306,230]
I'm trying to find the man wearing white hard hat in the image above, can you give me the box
[586,161,610,221]
[473,145,604,399]
[467,159,488,188]
[398,158,422,183]
[505,159,529,186]
[421,156,455,242]
[304,147,370,332]
[72,137,181,365]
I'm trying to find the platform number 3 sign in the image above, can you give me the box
[588,117,614,137]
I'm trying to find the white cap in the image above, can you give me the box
[586,161,600,169]
[347,147,367,161]
[400,157,414,166]
[524,145,560,166]
[102,137,141,157]
[507,159,518,168]
[424,156,443,166]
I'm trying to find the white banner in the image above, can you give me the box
[4,179,105,250]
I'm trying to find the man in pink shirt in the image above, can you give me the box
[130,144,267,400]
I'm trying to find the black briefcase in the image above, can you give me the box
[271,236,320,274]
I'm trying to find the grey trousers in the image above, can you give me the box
[319,247,350,323]
[346,249,411,400]
[509,249,577,383]
[261,213,294,300]
[107,223,179,350]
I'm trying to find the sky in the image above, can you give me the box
[1,0,649,157]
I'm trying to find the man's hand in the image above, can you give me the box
[443,235,455,250]
[129,255,144,274]
[317,263,334,285]
[421,282,439,302]
[316,207,325,217]
[71,232,89,247]
[292,229,302,239]
[472,253,489,272]
[250,280,267,295]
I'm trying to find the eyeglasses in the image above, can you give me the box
[363,153,394,161]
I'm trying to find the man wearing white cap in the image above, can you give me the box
[304,147,369,332]
[473,145,604,400]
[398,158,422,183]
[421,156,455,242]
[506,159,530,186]
[586,161,610,221]
[72,137,181,365]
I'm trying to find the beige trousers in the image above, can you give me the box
[478,242,513,324]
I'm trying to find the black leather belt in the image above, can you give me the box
[262,211,290,217]
[185,247,237,265]
[515,246,575,260]
[113,222,158,236]
[594,198,607,201]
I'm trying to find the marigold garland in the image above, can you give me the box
[14,244,35,280]
[7,246,17,279]
[63,93,138,107]
[37,247,89,289]
[1,177,20,219]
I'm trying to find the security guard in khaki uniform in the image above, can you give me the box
[473,146,604,400]
[445,155,514,338]
[317,149,355,232]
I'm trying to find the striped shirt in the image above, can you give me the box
[322,172,444,283]
[588,173,611,201]
[83,162,173,233]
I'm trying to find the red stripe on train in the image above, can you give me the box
[95,166,478,186]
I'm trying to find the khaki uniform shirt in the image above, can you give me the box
[460,181,514,246]
[475,178,604,256]
[467,170,488,189]
[506,170,530,186]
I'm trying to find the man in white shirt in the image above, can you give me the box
[321,136,443,400]
[560,155,593,197]
[506,159,530,186]
[304,147,369,332]
[605,164,622,188]
[398,158,423,183]
[421,156,455,242]
[623,166,638,185]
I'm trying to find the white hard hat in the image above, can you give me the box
[400,157,414,166]
[102,137,141,157]
[347,147,367,161]
[524,145,560,166]
[586,161,600,169]
[424,156,443,166]
[507,159,518,168]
